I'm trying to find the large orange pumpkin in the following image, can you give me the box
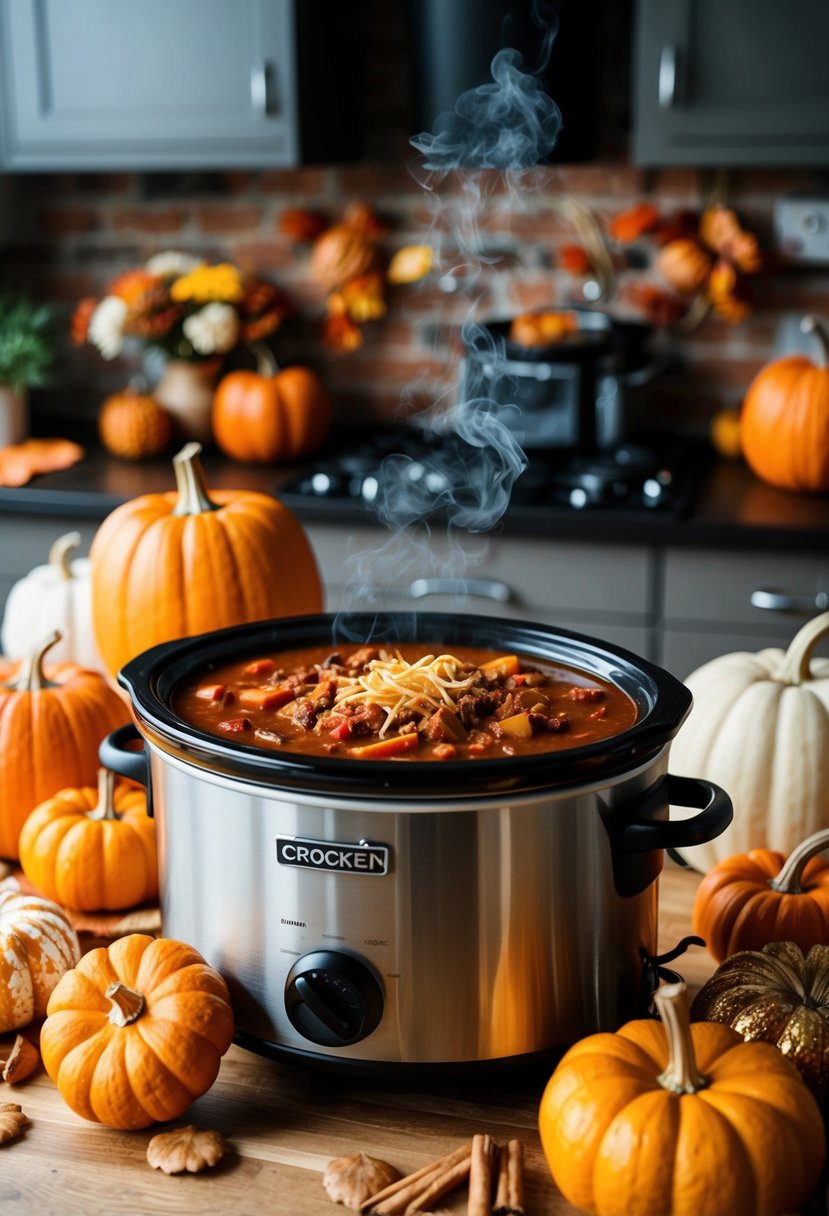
[741,315,829,492]
[212,345,330,464]
[19,766,157,912]
[0,632,130,860]
[539,982,825,1216]
[41,933,234,1129]
[692,827,829,962]
[89,442,323,680]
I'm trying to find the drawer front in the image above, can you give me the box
[664,549,829,627]
[308,526,653,619]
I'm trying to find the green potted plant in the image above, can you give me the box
[0,293,54,446]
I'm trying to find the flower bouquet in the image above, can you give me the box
[72,252,292,442]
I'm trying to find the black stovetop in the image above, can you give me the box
[279,426,708,524]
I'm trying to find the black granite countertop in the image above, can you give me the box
[1,429,827,552]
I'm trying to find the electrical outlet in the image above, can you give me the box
[774,197,829,264]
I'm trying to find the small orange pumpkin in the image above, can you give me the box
[740,315,829,492]
[693,827,829,962]
[310,222,378,292]
[0,632,131,860]
[508,311,579,348]
[212,345,331,464]
[41,933,234,1129]
[97,386,173,460]
[657,236,714,296]
[89,442,323,680]
[19,767,157,912]
[0,890,80,1032]
[539,982,825,1216]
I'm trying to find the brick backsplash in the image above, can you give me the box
[3,158,829,437]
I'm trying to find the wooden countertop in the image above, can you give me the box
[2,862,736,1216]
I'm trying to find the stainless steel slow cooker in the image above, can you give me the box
[101,612,731,1075]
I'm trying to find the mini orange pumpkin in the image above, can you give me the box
[310,222,378,292]
[0,632,131,860]
[212,345,331,464]
[41,933,235,1129]
[89,442,323,679]
[508,310,579,348]
[741,315,829,492]
[19,767,157,912]
[657,236,714,296]
[97,386,173,460]
[692,827,829,962]
[539,982,825,1216]
[0,890,80,1032]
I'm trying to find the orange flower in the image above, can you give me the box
[558,244,592,275]
[708,259,751,323]
[322,312,363,352]
[240,308,287,342]
[343,201,387,239]
[338,274,387,322]
[608,203,661,244]
[700,206,761,272]
[70,297,97,345]
[279,208,329,242]
[106,269,162,305]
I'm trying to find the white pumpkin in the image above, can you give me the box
[1,532,103,670]
[0,890,80,1032]
[672,612,829,872]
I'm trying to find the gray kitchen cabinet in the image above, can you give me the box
[0,0,356,170]
[632,0,829,166]
[658,548,829,676]
[307,526,655,658]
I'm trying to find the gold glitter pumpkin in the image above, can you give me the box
[691,941,829,1099]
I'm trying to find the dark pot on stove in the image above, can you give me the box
[462,310,667,451]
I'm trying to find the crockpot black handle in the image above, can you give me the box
[99,724,153,817]
[622,775,732,853]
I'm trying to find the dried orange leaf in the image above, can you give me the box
[1,1036,39,1084]
[0,1103,30,1144]
[323,1151,401,1208]
[147,1124,227,1174]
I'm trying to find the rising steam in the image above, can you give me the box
[336,3,562,633]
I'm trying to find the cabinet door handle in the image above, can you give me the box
[408,577,513,603]
[250,63,271,116]
[751,588,829,614]
[658,45,677,108]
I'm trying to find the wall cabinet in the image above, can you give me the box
[632,0,829,166]
[1,516,825,680]
[0,0,360,170]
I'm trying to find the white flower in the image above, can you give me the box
[182,302,240,355]
[88,295,128,360]
[145,250,203,278]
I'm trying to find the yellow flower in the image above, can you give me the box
[387,245,433,285]
[171,263,244,305]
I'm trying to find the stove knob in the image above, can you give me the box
[284,951,384,1047]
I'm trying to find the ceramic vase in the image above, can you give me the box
[153,359,220,445]
[0,386,28,446]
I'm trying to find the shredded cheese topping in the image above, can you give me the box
[333,652,480,737]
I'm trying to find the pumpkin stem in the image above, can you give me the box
[249,341,278,378]
[769,827,829,894]
[171,443,218,517]
[48,531,81,581]
[800,315,829,366]
[86,768,121,823]
[5,631,61,691]
[105,982,146,1027]
[779,612,829,685]
[654,982,710,1094]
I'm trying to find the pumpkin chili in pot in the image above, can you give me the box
[173,643,638,761]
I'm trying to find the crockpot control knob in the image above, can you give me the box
[284,951,384,1047]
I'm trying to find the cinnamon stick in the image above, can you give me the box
[492,1140,524,1216]
[405,1153,472,1213]
[360,1143,472,1215]
[467,1134,495,1216]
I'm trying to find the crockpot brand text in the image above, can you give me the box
[276,836,390,876]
